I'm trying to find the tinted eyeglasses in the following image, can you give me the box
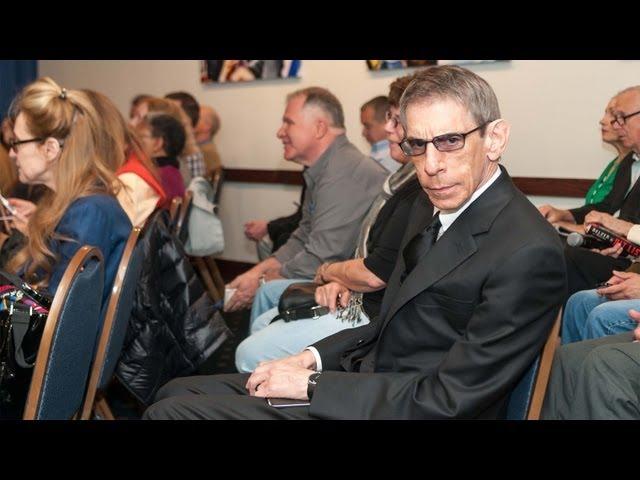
[400,121,492,156]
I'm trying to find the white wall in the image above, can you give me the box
[39,60,640,262]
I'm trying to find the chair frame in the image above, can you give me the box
[80,227,142,420]
[23,246,104,420]
[526,309,562,420]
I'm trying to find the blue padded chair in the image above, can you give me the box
[506,309,562,420]
[80,227,144,420]
[23,246,104,420]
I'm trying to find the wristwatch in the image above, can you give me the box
[307,371,322,400]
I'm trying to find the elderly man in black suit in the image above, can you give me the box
[143,65,567,420]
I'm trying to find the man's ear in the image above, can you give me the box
[314,118,328,139]
[41,137,62,165]
[485,119,510,162]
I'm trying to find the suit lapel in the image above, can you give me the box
[379,166,516,335]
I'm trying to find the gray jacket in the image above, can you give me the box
[274,135,387,278]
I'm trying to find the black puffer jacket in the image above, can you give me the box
[115,210,230,405]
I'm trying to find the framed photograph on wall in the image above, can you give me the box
[366,60,503,71]
[201,60,302,83]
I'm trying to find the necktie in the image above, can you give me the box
[401,213,441,282]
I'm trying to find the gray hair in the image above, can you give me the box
[287,87,345,129]
[399,65,500,136]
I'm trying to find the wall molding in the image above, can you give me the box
[223,168,594,198]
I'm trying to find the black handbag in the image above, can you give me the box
[270,282,329,323]
[0,270,52,390]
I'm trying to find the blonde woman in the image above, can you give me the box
[6,77,131,302]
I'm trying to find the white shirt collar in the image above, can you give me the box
[436,167,502,237]
[633,152,640,162]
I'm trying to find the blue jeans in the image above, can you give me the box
[561,289,640,344]
[250,278,304,325]
[236,307,370,373]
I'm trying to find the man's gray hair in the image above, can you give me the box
[287,87,345,129]
[399,65,500,136]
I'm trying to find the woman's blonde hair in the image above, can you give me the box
[142,97,200,156]
[6,77,121,287]
[82,89,161,184]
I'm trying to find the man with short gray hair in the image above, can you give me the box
[225,86,387,312]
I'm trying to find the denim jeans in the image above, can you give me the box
[561,289,640,344]
[236,306,370,373]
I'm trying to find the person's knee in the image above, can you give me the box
[585,344,627,377]
[143,397,181,420]
[235,337,261,373]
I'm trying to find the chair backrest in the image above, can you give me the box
[505,309,562,420]
[209,169,224,206]
[23,246,104,420]
[174,190,193,244]
[169,196,182,225]
[80,227,144,419]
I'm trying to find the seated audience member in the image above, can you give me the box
[224,87,387,313]
[542,312,640,419]
[136,114,187,201]
[165,91,207,180]
[244,182,306,261]
[130,96,202,186]
[83,89,167,226]
[129,94,152,122]
[143,65,566,420]
[561,210,640,344]
[235,74,421,372]
[541,87,640,295]
[194,105,223,177]
[540,93,631,224]
[0,78,131,417]
[360,95,399,173]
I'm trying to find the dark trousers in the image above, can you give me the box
[564,245,631,297]
[541,332,640,419]
[143,373,315,420]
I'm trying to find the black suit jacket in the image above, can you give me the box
[308,167,567,419]
[570,152,640,224]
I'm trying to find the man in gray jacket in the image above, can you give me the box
[225,87,387,312]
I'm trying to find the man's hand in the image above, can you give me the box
[628,309,640,342]
[315,281,350,313]
[538,205,574,224]
[584,211,633,238]
[8,198,36,235]
[244,220,268,241]
[224,272,260,312]
[597,270,640,300]
[592,243,623,258]
[246,351,317,399]
[553,221,584,234]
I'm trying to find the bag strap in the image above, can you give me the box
[10,308,33,368]
[270,305,330,324]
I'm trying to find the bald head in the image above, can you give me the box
[195,105,221,144]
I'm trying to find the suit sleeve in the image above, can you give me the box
[308,241,567,419]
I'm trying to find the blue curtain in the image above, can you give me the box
[0,60,38,120]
